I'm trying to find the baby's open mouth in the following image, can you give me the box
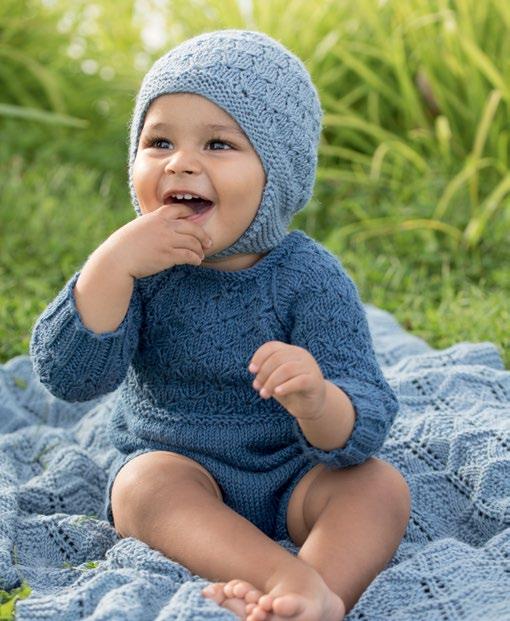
[164,194,214,214]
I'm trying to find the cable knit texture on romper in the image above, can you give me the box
[2,251,508,617]
[29,229,399,535]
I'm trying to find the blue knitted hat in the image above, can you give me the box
[128,29,323,258]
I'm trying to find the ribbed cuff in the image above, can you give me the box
[30,271,142,402]
[291,376,398,468]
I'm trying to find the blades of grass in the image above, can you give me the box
[343,41,393,63]
[406,129,439,166]
[321,85,369,112]
[235,0,255,26]
[0,104,88,128]
[268,0,306,41]
[433,157,493,220]
[169,0,223,34]
[301,0,344,56]
[378,138,430,176]
[401,7,454,34]
[454,0,476,39]
[251,0,279,31]
[353,218,463,243]
[309,0,341,25]
[322,124,376,154]
[367,90,380,127]
[471,90,503,161]
[469,89,503,212]
[463,173,510,248]
[311,30,340,64]
[207,0,244,24]
[325,216,463,244]
[0,62,41,108]
[320,90,351,114]
[459,37,510,102]
[334,200,371,223]
[324,112,429,172]
[322,112,393,144]
[331,44,403,109]
[370,143,391,181]
[324,217,396,246]
[498,131,509,170]
[0,47,67,113]
[389,25,429,128]
[439,86,474,146]
[0,580,32,618]
[435,115,452,161]
[355,0,394,49]
[320,144,378,168]
[316,65,352,98]
[494,0,510,27]
[316,167,389,187]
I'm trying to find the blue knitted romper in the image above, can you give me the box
[29,30,399,542]
[30,229,399,542]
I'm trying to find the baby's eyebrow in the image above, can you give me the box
[146,121,246,137]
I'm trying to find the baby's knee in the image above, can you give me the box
[369,458,411,524]
[110,451,221,538]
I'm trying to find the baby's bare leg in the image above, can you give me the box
[295,459,411,613]
[111,451,337,620]
[246,459,411,620]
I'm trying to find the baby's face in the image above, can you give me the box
[133,93,267,271]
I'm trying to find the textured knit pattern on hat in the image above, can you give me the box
[128,29,323,258]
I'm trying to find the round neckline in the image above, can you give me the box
[173,230,303,280]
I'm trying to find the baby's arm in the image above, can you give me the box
[29,259,142,403]
[72,245,136,334]
[287,255,399,468]
[30,203,211,402]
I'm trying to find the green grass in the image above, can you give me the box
[0,0,508,371]
[1,152,508,369]
[0,581,31,620]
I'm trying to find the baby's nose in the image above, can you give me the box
[164,151,201,175]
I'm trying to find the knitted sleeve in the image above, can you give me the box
[29,270,142,403]
[287,255,399,468]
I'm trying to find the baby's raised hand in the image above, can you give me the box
[249,341,327,421]
[100,204,213,279]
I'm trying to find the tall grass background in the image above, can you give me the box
[1,0,509,368]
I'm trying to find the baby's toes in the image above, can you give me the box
[202,582,228,604]
[246,593,274,621]
[224,579,262,602]
[245,587,264,604]
[246,602,257,614]
[247,605,269,621]
[256,594,275,611]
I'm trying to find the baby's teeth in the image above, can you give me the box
[184,193,193,199]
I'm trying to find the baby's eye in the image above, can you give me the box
[149,137,170,149]
[207,139,233,150]
[146,137,233,151]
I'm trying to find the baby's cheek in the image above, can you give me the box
[131,155,155,199]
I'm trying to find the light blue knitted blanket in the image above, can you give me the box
[1,305,508,620]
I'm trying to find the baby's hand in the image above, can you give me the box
[100,204,213,279]
[248,341,327,421]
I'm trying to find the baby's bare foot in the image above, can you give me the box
[246,570,345,621]
[202,580,264,620]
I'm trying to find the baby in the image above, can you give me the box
[30,30,411,621]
